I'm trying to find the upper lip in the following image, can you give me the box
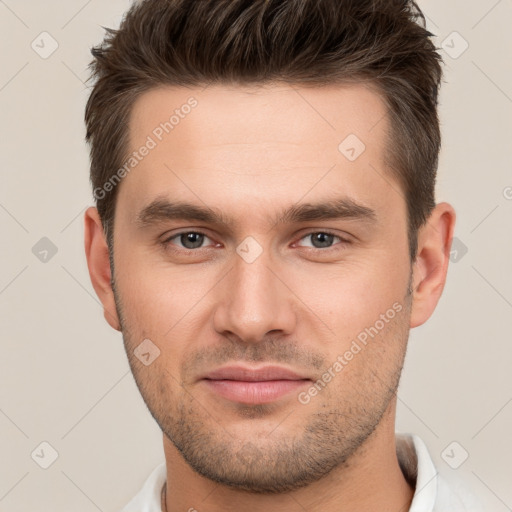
[202,365,310,382]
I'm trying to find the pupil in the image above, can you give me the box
[313,233,333,248]
[181,232,204,249]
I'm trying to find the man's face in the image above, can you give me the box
[111,83,413,492]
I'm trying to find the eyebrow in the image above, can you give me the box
[136,197,377,229]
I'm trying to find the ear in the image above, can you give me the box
[410,202,456,328]
[84,207,121,331]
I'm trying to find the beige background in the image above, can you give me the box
[1,0,511,510]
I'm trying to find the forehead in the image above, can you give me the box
[129,82,389,155]
[120,82,399,226]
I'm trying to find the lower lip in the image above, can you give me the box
[202,379,310,404]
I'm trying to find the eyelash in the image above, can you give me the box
[161,230,350,252]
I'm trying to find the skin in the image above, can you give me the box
[84,82,456,512]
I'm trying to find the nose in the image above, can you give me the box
[212,246,297,344]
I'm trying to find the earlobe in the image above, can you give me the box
[409,202,456,329]
[84,207,122,331]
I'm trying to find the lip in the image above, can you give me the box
[200,365,311,404]
[202,365,309,381]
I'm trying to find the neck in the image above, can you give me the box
[161,401,414,512]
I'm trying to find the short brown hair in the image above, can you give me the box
[85,0,443,262]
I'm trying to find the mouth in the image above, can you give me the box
[200,365,312,404]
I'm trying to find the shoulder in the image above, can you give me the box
[397,433,485,512]
[120,461,166,512]
[434,472,486,512]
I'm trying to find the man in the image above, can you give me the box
[83,0,482,510]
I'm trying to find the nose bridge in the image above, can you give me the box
[213,242,296,342]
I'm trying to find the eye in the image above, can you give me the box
[161,230,349,253]
[163,231,214,250]
[296,231,347,249]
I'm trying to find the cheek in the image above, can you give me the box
[113,243,238,384]
[288,251,408,340]
[113,251,217,356]
[322,300,410,397]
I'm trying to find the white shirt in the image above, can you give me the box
[120,433,483,512]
